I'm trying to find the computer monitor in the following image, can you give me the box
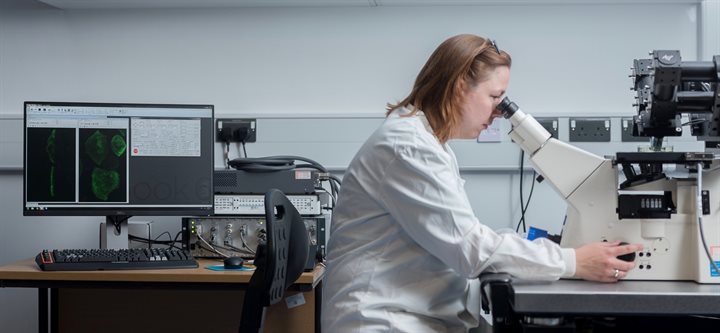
[23,101,214,248]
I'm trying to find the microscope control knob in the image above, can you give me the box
[616,242,637,262]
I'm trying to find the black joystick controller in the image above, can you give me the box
[616,242,637,262]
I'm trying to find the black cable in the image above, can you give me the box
[695,162,720,276]
[230,157,294,167]
[681,118,707,127]
[516,151,526,233]
[227,155,341,206]
[239,142,244,158]
[237,231,256,255]
[128,231,183,249]
[559,215,568,239]
[318,173,339,199]
[233,164,295,172]
[151,231,172,248]
[522,171,537,228]
[328,174,342,185]
[224,141,231,169]
[315,187,337,208]
[228,157,295,172]
[274,155,328,171]
[515,153,537,234]
[108,215,132,235]
[127,236,177,246]
[207,242,254,257]
[197,242,229,258]
[230,156,333,177]
[225,243,255,256]
[328,174,342,199]
[169,230,183,250]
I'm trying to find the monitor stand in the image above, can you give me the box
[101,215,131,249]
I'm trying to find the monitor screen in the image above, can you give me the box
[23,101,214,217]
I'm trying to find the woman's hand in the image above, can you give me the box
[574,241,643,282]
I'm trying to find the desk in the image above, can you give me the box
[0,258,325,333]
[480,274,720,332]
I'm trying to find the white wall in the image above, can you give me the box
[0,2,714,332]
[0,4,699,117]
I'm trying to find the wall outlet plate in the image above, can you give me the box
[569,118,611,142]
[536,117,559,139]
[621,117,647,142]
[216,119,257,143]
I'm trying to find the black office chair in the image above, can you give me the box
[239,189,310,333]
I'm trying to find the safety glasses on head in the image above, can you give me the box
[490,39,500,54]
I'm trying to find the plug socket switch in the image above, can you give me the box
[569,118,611,142]
[536,117,559,139]
[621,117,647,142]
[216,119,257,143]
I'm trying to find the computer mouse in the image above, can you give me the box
[223,256,244,269]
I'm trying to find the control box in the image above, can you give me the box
[182,216,327,262]
[214,194,322,215]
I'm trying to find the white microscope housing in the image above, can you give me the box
[498,91,720,283]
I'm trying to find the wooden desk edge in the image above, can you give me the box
[0,258,325,286]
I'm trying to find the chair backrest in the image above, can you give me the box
[238,189,310,333]
[264,188,310,304]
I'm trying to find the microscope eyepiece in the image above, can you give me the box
[496,96,519,119]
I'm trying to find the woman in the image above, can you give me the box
[322,34,641,333]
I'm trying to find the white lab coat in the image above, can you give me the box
[321,107,576,333]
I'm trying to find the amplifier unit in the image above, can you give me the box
[182,216,327,268]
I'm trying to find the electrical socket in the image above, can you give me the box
[536,117,559,139]
[568,118,611,142]
[216,119,257,143]
[621,117,647,142]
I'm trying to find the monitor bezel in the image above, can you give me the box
[22,101,215,217]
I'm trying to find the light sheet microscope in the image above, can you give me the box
[498,50,720,283]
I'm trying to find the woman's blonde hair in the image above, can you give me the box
[387,34,512,143]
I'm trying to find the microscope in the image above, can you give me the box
[498,50,720,283]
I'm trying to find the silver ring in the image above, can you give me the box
[613,269,620,279]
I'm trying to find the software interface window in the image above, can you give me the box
[24,102,214,215]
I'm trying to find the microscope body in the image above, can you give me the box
[499,50,720,283]
[560,157,720,283]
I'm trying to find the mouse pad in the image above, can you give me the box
[206,265,255,271]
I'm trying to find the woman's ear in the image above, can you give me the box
[456,79,469,97]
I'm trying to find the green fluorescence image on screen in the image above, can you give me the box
[26,128,77,202]
[79,129,128,202]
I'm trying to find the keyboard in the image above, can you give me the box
[35,248,199,271]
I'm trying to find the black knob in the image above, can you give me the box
[616,242,637,262]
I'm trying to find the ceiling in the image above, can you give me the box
[31,0,704,10]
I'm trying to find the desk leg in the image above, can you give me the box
[51,288,58,333]
[39,288,47,333]
[315,280,323,333]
